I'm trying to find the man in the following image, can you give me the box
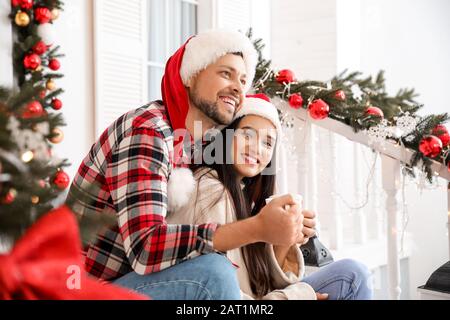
[66,29,306,300]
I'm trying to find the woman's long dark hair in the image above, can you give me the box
[191,117,277,297]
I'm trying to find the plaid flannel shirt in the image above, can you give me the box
[66,101,218,281]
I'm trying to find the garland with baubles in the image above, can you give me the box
[249,31,449,182]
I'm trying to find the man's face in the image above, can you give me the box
[187,53,247,125]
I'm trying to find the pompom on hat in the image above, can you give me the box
[161,29,258,135]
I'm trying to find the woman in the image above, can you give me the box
[166,95,373,300]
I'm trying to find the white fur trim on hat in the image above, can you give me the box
[234,96,282,137]
[167,168,196,212]
[180,29,257,92]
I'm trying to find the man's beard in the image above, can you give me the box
[189,89,236,126]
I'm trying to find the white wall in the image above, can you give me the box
[51,0,95,185]
[359,0,450,116]
[271,0,337,80]
[0,0,13,87]
[213,0,271,56]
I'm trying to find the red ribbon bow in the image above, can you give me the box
[0,206,147,300]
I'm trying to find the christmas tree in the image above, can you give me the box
[1,0,70,246]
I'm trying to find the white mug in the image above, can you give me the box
[265,193,303,210]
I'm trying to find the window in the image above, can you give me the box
[147,0,198,101]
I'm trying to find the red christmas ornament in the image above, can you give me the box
[23,53,41,70]
[48,58,61,71]
[53,170,70,190]
[419,135,443,158]
[22,101,43,119]
[308,99,330,120]
[438,133,450,147]
[289,93,304,109]
[432,125,450,147]
[19,0,33,9]
[34,7,52,24]
[2,189,17,205]
[32,41,47,55]
[334,90,346,101]
[365,106,384,118]
[11,0,20,7]
[276,69,296,84]
[51,98,63,110]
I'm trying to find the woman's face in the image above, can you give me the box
[232,115,277,179]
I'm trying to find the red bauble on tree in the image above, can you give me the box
[23,53,41,70]
[48,59,61,71]
[34,7,52,24]
[308,99,330,120]
[276,69,296,84]
[289,93,304,109]
[334,90,346,101]
[19,0,33,9]
[53,170,70,190]
[32,41,48,55]
[11,0,20,6]
[365,106,384,118]
[419,135,443,158]
[22,101,44,119]
[51,98,63,110]
[2,189,17,205]
[431,125,450,147]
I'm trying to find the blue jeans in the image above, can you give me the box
[112,253,241,300]
[301,259,373,300]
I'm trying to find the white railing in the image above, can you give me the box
[285,107,450,300]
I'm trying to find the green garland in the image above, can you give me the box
[248,30,449,182]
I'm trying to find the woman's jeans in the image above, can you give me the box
[113,253,241,300]
[113,254,372,300]
[301,259,373,300]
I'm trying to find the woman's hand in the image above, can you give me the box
[316,292,329,300]
[300,210,317,245]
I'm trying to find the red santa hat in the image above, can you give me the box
[161,29,258,134]
[235,94,282,138]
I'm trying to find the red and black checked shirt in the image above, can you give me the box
[66,101,218,281]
